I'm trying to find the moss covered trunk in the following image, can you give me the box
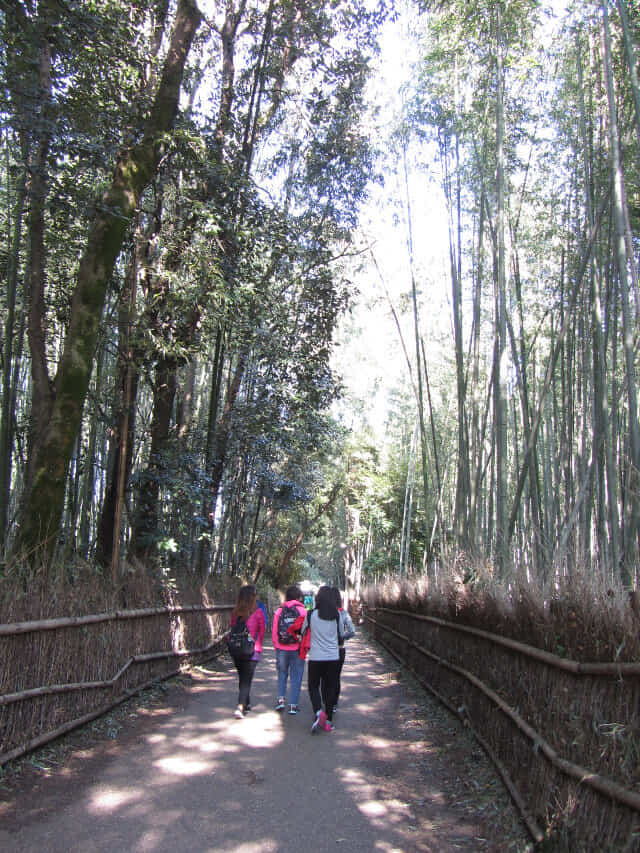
[15,0,202,563]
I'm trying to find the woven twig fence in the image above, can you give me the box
[366,605,640,852]
[0,604,233,766]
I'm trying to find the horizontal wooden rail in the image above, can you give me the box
[368,612,640,815]
[0,633,229,706]
[0,632,229,767]
[0,604,234,636]
[375,607,640,676]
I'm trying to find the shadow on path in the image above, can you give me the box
[0,636,528,852]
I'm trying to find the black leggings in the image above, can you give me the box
[336,646,346,704]
[233,658,257,709]
[308,659,341,722]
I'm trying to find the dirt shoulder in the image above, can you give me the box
[0,635,532,852]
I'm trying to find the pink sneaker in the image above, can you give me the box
[318,710,328,727]
[322,720,334,732]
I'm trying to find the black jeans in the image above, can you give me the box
[233,657,257,710]
[308,659,341,721]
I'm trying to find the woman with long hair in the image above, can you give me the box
[230,584,266,718]
[331,588,355,713]
[302,585,342,734]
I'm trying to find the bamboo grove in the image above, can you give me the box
[334,0,640,594]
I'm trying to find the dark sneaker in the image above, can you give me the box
[311,711,322,734]
[288,704,298,715]
[275,697,285,711]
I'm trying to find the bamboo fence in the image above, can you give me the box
[0,603,233,766]
[366,605,640,851]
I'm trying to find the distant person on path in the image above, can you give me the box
[331,588,355,714]
[230,584,266,719]
[257,598,269,629]
[272,585,307,714]
[298,585,342,734]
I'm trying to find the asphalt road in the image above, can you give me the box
[0,634,529,852]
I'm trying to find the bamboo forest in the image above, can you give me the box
[1,0,640,604]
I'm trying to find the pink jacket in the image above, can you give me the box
[272,600,307,651]
[231,607,266,660]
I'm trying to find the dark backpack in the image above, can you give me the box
[227,617,255,660]
[277,603,300,645]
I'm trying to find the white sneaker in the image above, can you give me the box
[234,705,244,719]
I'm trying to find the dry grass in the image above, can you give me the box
[362,560,640,663]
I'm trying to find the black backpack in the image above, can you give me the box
[227,617,255,660]
[277,603,300,645]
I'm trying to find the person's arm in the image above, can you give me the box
[288,613,306,637]
[341,610,356,640]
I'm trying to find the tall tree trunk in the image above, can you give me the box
[15,0,202,563]
[208,350,248,524]
[576,32,618,576]
[616,0,640,164]
[494,2,509,577]
[603,2,640,584]
[0,137,28,552]
[95,243,142,571]
[442,130,470,550]
[129,356,178,561]
[469,190,486,549]
[23,28,55,504]
[402,143,431,573]
[75,342,105,558]
[196,326,226,578]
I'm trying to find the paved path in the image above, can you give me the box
[0,636,528,852]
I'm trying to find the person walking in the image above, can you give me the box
[301,585,342,734]
[272,585,307,715]
[229,584,266,719]
[331,588,355,714]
